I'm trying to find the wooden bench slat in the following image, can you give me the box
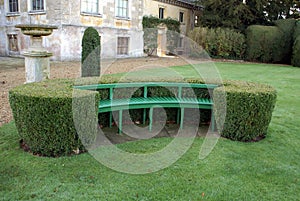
[99,97,213,112]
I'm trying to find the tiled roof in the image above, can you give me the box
[155,0,203,9]
[177,0,196,5]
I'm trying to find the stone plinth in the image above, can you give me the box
[157,24,167,57]
[23,52,53,83]
[15,24,57,83]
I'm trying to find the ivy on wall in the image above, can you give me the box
[142,15,180,32]
[143,16,181,55]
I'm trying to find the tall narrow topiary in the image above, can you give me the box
[81,27,101,77]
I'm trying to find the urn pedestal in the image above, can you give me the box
[15,24,58,83]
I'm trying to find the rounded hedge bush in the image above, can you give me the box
[214,80,277,141]
[9,79,99,157]
[9,77,277,156]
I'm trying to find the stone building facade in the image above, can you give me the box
[143,0,202,56]
[0,0,144,60]
[0,0,201,60]
[143,0,202,36]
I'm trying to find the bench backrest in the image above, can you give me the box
[75,82,218,100]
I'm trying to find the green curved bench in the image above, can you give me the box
[75,82,218,134]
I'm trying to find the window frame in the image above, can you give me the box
[7,34,19,52]
[178,37,184,48]
[117,37,129,56]
[5,0,20,16]
[159,7,164,19]
[28,0,46,14]
[115,0,129,19]
[194,14,201,27]
[179,11,184,23]
[80,0,101,16]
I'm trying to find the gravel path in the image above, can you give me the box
[0,56,189,126]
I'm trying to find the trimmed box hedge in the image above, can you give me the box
[9,77,277,156]
[214,80,277,141]
[9,79,99,157]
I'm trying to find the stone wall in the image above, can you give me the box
[0,4,6,56]
[0,0,144,61]
[57,0,144,60]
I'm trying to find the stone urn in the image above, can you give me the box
[15,24,58,83]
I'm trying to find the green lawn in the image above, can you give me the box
[1,62,299,200]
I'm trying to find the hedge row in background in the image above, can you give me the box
[189,27,246,60]
[292,21,300,67]
[245,25,283,63]
[246,19,299,65]
[274,19,296,64]
[9,77,277,156]
[190,19,299,66]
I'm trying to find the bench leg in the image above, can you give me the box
[180,108,184,129]
[118,110,123,134]
[176,108,180,124]
[143,108,146,124]
[211,109,215,132]
[109,111,112,128]
[149,107,153,132]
